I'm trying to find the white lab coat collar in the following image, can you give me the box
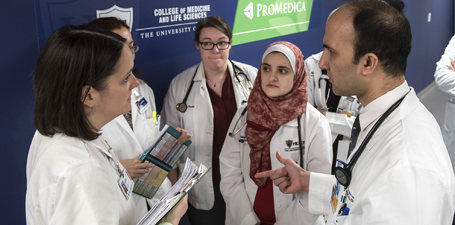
[110,114,142,148]
[194,60,250,107]
[359,80,409,131]
[84,136,113,158]
[193,60,247,83]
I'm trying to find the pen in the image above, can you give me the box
[153,111,157,124]
[338,203,346,215]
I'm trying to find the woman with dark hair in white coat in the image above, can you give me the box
[26,24,187,225]
[219,41,332,225]
[88,17,192,224]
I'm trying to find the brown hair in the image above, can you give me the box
[194,15,232,42]
[34,24,126,140]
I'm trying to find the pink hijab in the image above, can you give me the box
[246,41,308,187]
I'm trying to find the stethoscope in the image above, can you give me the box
[176,59,254,113]
[229,106,305,168]
[334,91,409,188]
[317,69,331,110]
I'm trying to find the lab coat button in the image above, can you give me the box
[277,203,282,208]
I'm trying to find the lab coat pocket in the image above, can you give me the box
[143,118,157,148]
[335,215,348,225]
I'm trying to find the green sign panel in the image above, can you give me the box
[232,0,313,46]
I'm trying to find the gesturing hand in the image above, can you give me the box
[255,152,311,194]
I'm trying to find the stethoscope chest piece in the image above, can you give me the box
[334,167,351,187]
[176,103,187,113]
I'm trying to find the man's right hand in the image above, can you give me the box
[255,152,311,194]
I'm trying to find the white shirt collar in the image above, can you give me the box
[359,80,409,131]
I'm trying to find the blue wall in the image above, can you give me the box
[0,0,452,223]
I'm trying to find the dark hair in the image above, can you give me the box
[194,15,232,42]
[34,24,126,140]
[89,17,130,31]
[348,0,412,76]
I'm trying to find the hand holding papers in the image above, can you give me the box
[137,158,209,225]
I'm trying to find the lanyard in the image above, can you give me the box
[88,137,123,175]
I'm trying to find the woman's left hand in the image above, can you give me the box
[175,127,193,145]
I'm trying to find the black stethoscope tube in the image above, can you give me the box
[334,91,408,188]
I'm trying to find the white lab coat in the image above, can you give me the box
[308,81,455,225]
[434,35,455,174]
[26,132,135,225]
[102,79,172,224]
[220,104,332,225]
[305,52,362,161]
[162,60,257,210]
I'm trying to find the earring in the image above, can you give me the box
[91,107,94,116]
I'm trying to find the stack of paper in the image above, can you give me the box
[136,158,209,225]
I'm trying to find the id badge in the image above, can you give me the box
[117,162,134,200]
[327,182,340,224]
[136,97,150,114]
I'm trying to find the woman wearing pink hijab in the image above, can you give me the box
[220,41,332,225]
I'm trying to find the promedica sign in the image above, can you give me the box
[232,0,313,46]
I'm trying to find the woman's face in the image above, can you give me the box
[112,26,136,60]
[96,45,139,123]
[261,52,295,100]
[195,27,231,73]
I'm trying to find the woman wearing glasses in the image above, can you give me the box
[162,15,257,224]
[219,41,332,225]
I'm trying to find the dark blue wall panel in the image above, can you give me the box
[0,0,40,224]
[0,0,453,223]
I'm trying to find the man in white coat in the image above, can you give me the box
[434,34,455,174]
[257,0,455,224]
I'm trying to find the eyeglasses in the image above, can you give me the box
[130,44,140,54]
[198,41,231,50]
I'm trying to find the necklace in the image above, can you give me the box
[207,79,224,87]
[206,71,228,88]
